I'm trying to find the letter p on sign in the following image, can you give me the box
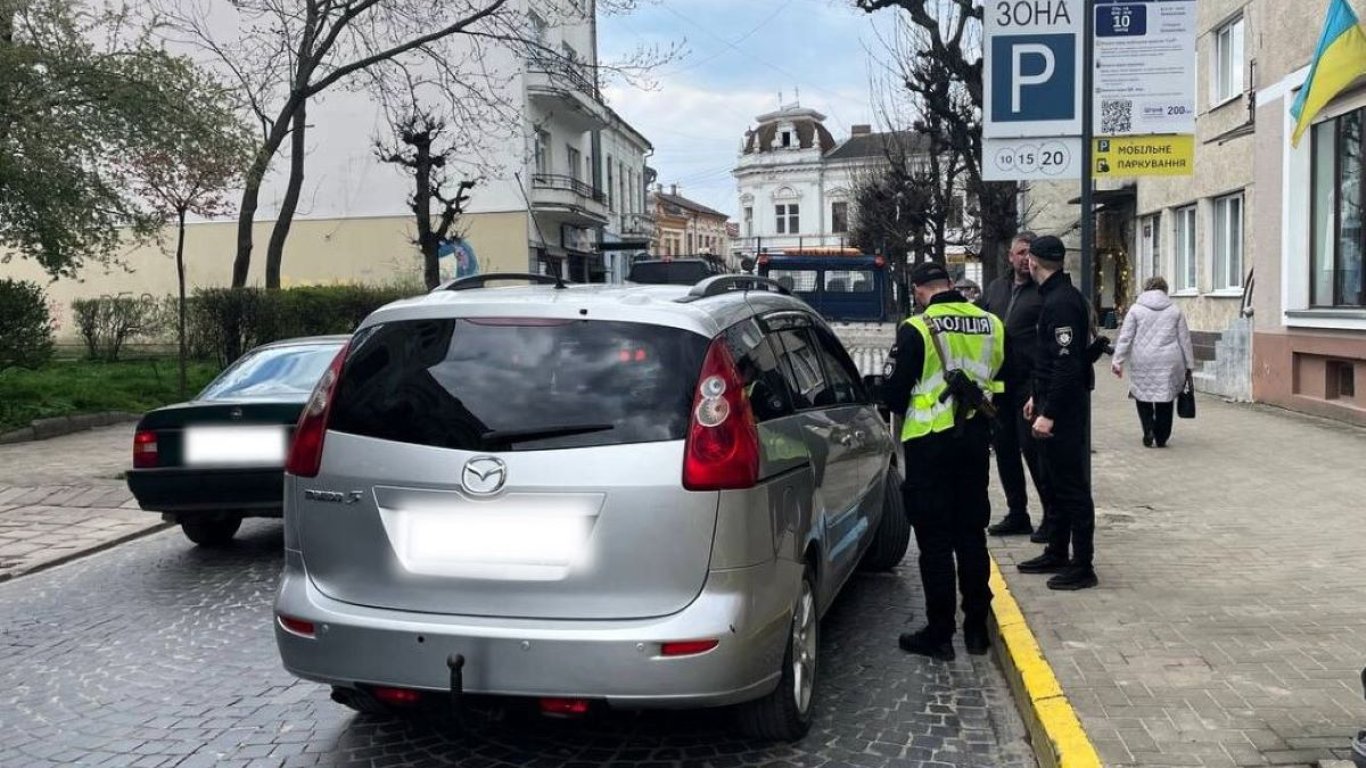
[1011,44,1054,113]
[989,33,1076,124]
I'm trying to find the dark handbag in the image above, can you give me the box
[1177,372,1196,419]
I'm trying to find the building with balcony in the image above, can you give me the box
[8,0,655,321]
[648,185,732,266]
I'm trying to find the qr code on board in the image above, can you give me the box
[1101,99,1133,134]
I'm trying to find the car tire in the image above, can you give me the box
[737,566,817,741]
[859,467,910,572]
[179,515,242,547]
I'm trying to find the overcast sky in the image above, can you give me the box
[599,0,897,219]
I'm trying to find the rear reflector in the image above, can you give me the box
[661,639,719,657]
[371,686,423,707]
[276,615,315,638]
[132,430,158,468]
[539,698,591,716]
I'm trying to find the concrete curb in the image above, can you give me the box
[0,522,172,584]
[989,557,1102,768]
[0,411,140,445]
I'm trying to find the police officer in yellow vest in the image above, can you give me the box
[882,262,1005,661]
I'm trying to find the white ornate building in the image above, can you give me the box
[731,104,974,273]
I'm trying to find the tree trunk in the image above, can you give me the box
[233,98,299,288]
[176,208,188,400]
[264,101,308,290]
[411,132,440,290]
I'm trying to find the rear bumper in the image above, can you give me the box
[126,467,283,516]
[274,550,797,708]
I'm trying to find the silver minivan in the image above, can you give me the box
[274,274,909,740]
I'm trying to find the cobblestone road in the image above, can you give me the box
[0,520,1036,768]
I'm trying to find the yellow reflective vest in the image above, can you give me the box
[900,302,1006,441]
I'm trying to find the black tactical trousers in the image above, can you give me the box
[901,416,993,641]
[992,387,1049,524]
[1038,406,1096,568]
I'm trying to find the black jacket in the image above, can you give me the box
[1031,271,1095,420]
[978,274,1042,392]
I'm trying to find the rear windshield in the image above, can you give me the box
[197,343,341,401]
[329,319,708,452]
[628,261,715,285]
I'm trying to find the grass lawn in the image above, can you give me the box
[0,358,222,433]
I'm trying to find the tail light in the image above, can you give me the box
[133,430,158,468]
[874,255,887,269]
[682,340,760,491]
[539,698,591,716]
[276,614,316,638]
[370,686,423,707]
[661,639,719,657]
[286,342,350,478]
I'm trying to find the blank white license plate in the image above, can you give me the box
[184,426,287,467]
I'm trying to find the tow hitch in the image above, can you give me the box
[447,653,466,722]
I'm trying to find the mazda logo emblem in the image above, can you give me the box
[462,457,508,496]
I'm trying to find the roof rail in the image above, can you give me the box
[437,273,568,292]
[684,274,791,301]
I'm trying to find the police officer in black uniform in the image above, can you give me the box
[1016,235,1099,591]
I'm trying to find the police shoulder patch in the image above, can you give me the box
[1055,326,1074,347]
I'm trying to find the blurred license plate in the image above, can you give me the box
[184,426,287,467]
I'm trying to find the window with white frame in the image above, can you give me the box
[1140,213,1161,286]
[776,204,799,235]
[1174,205,1197,292]
[1213,193,1244,290]
[831,201,849,234]
[606,162,614,210]
[534,130,551,175]
[743,206,754,237]
[1213,17,1245,105]
[566,145,581,180]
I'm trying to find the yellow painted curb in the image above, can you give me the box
[989,557,1102,768]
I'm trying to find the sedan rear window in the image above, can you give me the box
[328,319,708,451]
[197,343,342,401]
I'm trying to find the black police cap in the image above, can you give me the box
[909,262,952,286]
[1030,235,1066,263]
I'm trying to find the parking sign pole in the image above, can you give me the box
[1080,0,1095,305]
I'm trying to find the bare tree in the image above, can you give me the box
[856,0,1020,288]
[156,0,679,290]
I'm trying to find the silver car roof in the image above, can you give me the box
[357,282,819,338]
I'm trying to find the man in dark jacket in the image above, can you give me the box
[978,232,1051,541]
[1017,235,1099,591]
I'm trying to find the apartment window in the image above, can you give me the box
[1140,213,1161,286]
[781,131,792,148]
[776,204,800,235]
[1213,193,1244,291]
[1174,205,1197,292]
[606,163,614,210]
[528,11,547,46]
[743,206,754,237]
[566,145,581,181]
[1312,110,1366,306]
[831,202,849,234]
[1212,17,1245,105]
[534,130,551,174]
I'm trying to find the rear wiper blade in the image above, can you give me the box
[480,423,615,446]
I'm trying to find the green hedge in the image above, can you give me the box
[0,278,54,372]
[187,285,420,365]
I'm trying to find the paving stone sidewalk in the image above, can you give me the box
[0,424,166,581]
[990,372,1366,767]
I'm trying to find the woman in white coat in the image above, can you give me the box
[1111,277,1195,447]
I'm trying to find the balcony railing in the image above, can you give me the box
[620,212,656,235]
[528,55,602,102]
[533,173,606,205]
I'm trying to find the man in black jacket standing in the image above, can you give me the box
[1017,235,1099,591]
[978,232,1051,541]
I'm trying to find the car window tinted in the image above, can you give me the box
[197,343,341,401]
[721,319,793,422]
[628,261,716,285]
[771,328,831,410]
[810,326,866,405]
[329,319,708,452]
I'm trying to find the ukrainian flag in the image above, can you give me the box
[1291,0,1366,146]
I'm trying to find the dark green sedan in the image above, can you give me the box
[126,336,349,546]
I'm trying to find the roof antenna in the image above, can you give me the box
[513,171,567,289]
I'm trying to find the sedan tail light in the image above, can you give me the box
[286,342,350,478]
[682,339,760,491]
[133,430,159,468]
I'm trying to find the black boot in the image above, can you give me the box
[899,629,955,661]
[1017,552,1070,574]
[1047,566,1099,591]
[963,624,990,656]
[1029,521,1054,544]
[988,514,1033,536]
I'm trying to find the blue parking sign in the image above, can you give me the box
[989,34,1077,123]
